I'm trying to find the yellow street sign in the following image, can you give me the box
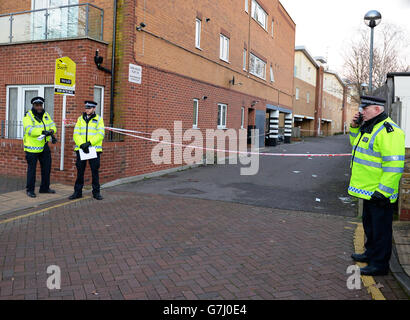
[54,56,76,95]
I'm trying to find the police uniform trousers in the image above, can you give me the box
[25,142,52,193]
[362,199,393,270]
[74,151,101,195]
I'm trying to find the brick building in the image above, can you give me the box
[0,0,296,184]
[293,46,317,137]
[293,46,350,137]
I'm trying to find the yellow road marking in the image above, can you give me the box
[352,221,386,300]
[0,196,90,225]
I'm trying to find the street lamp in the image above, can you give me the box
[364,10,382,93]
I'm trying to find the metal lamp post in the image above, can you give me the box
[364,10,382,93]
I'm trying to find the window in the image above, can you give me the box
[193,99,199,128]
[243,48,247,70]
[249,53,266,80]
[251,0,267,29]
[294,66,298,77]
[271,19,274,37]
[217,104,227,129]
[241,107,245,128]
[6,85,54,139]
[195,18,201,49]
[93,86,104,117]
[270,66,274,82]
[245,0,248,12]
[306,92,310,104]
[219,34,229,62]
[295,87,300,100]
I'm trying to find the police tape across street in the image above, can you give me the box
[102,125,352,157]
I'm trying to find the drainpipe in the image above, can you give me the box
[110,0,117,128]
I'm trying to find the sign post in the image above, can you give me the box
[54,57,76,171]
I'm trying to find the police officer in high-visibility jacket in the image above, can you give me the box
[349,95,405,276]
[69,101,104,200]
[23,96,57,198]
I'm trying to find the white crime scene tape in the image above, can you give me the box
[105,126,352,157]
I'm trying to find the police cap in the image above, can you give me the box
[360,95,386,108]
[31,96,45,105]
[84,100,98,109]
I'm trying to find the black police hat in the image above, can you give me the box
[84,100,98,108]
[31,96,45,105]
[360,95,386,108]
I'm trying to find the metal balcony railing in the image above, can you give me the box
[0,3,103,44]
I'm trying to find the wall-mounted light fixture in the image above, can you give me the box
[136,22,146,31]
[228,76,242,86]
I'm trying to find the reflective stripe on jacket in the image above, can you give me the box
[73,114,105,152]
[348,117,405,203]
[23,110,57,153]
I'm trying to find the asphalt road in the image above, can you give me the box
[111,134,357,217]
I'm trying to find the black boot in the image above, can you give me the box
[360,265,389,276]
[69,192,82,200]
[351,253,369,263]
[39,188,56,194]
[27,191,36,198]
[93,193,103,200]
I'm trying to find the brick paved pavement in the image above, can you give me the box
[0,191,408,300]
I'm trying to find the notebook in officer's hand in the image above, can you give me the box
[79,146,97,160]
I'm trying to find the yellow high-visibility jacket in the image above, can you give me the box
[23,110,57,153]
[73,113,104,152]
[349,116,405,203]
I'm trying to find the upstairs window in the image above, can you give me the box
[243,48,247,70]
[270,66,274,82]
[219,34,229,62]
[251,0,267,30]
[306,92,310,104]
[295,87,300,100]
[249,53,266,80]
[195,18,201,48]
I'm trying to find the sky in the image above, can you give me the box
[280,0,410,75]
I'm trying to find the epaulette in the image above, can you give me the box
[384,122,394,133]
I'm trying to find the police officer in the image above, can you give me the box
[69,101,104,200]
[23,97,57,198]
[349,95,405,276]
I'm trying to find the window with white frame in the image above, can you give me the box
[195,18,201,48]
[249,53,266,80]
[6,85,54,139]
[241,107,245,128]
[270,65,274,82]
[251,0,267,29]
[271,19,274,37]
[219,34,229,62]
[217,103,227,129]
[306,92,310,104]
[245,0,248,12]
[243,48,247,70]
[93,86,104,117]
[295,87,300,100]
[193,99,199,128]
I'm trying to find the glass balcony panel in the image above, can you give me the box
[0,4,102,44]
[0,16,11,43]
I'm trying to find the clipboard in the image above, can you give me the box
[79,146,97,160]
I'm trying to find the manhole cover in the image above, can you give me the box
[169,188,205,195]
